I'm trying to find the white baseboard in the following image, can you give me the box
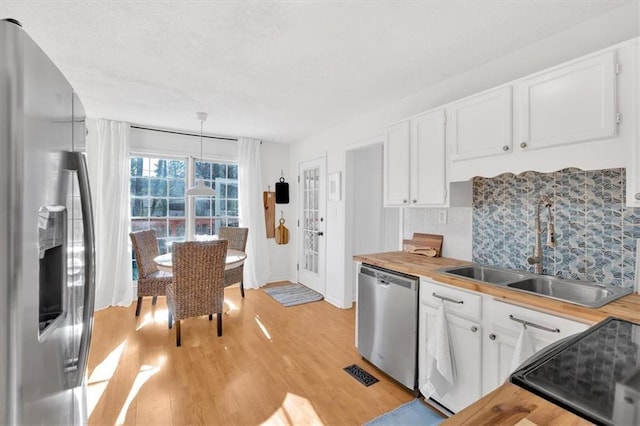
[324,294,353,310]
[267,275,294,284]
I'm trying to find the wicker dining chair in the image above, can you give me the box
[218,227,249,297]
[129,230,172,317]
[166,240,228,347]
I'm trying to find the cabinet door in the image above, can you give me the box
[419,304,482,413]
[448,86,512,161]
[383,120,410,206]
[483,299,589,394]
[516,51,617,151]
[410,109,446,206]
[483,328,519,395]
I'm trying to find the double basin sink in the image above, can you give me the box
[437,264,632,308]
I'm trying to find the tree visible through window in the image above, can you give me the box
[129,156,239,280]
[130,156,187,279]
[194,160,239,236]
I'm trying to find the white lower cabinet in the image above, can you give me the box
[419,280,482,413]
[419,304,482,413]
[418,278,590,414]
[482,299,589,394]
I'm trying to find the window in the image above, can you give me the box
[194,160,239,236]
[129,155,239,280]
[130,157,187,279]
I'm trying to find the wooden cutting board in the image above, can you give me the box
[402,233,443,257]
[275,218,289,245]
[263,191,275,238]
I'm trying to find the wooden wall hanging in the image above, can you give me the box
[275,211,289,245]
[263,188,275,238]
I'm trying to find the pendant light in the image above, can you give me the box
[186,112,216,197]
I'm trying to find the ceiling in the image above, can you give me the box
[0,1,629,143]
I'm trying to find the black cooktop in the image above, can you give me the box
[511,317,640,426]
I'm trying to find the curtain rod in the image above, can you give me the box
[131,125,238,141]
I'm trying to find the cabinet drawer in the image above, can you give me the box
[421,279,482,321]
[488,299,589,341]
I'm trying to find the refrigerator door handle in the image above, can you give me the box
[66,151,95,387]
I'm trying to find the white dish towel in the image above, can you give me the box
[421,302,456,398]
[510,324,536,373]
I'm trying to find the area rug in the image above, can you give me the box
[365,399,444,426]
[263,283,323,307]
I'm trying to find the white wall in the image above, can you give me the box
[352,144,384,256]
[260,141,293,282]
[404,182,473,261]
[129,126,237,160]
[87,120,292,284]
[291,3,640,308]
[346,142,401,302]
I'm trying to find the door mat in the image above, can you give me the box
[364,399,444,426]
[263,283,323,307]
[343,364,379,387]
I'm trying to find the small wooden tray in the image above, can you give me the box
[402,233,443,257]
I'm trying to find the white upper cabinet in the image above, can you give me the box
[384,120,411,206]
[515,51,617,151]
[410,109,447,206]
[448,86,513,161]
[384,109,446,207]
[447,41,635,182]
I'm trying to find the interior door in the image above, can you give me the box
[298,157,326,295]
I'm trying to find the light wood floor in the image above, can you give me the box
[87,282,421,425]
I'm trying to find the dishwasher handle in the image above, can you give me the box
[360,265,417,290]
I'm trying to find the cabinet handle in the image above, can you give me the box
[509,314,560,333]
[432,292,464,304]
[520,142,528,149]
[502,145,509,151]
[402,199,408,204]
[489,333,497,340]
[412,199,417,204]
[471,326,478,333]
[635,193,640,201]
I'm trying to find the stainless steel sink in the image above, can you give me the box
[438,265,527,285]
[506,277,630,308]
[437,264,633,308]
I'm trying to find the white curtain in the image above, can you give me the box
[238,138,271,289]
[86,119,133,310]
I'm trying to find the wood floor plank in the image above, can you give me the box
[87,282,416,425]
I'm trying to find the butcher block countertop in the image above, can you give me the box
[353,251,640,324]
[353,251,640,426]
[441,383,592,426]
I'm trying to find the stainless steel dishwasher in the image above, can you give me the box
[357,263,419,392]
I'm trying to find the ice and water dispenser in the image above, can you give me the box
[38,205,66,334]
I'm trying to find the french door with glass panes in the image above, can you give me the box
[298,157,326,295]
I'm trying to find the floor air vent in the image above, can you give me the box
[343,364,379,387]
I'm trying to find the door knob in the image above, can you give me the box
[489,333,497,340]
[502,145,509,151]
[316,231,324,236]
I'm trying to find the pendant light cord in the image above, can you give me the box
[200,119,204,162]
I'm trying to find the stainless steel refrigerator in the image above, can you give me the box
[0,18,96,425]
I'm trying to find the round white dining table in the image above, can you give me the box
[153,249,247,273]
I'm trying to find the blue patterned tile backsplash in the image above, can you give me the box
[472,168,640,287]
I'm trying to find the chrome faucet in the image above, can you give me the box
[527,196,556,274]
